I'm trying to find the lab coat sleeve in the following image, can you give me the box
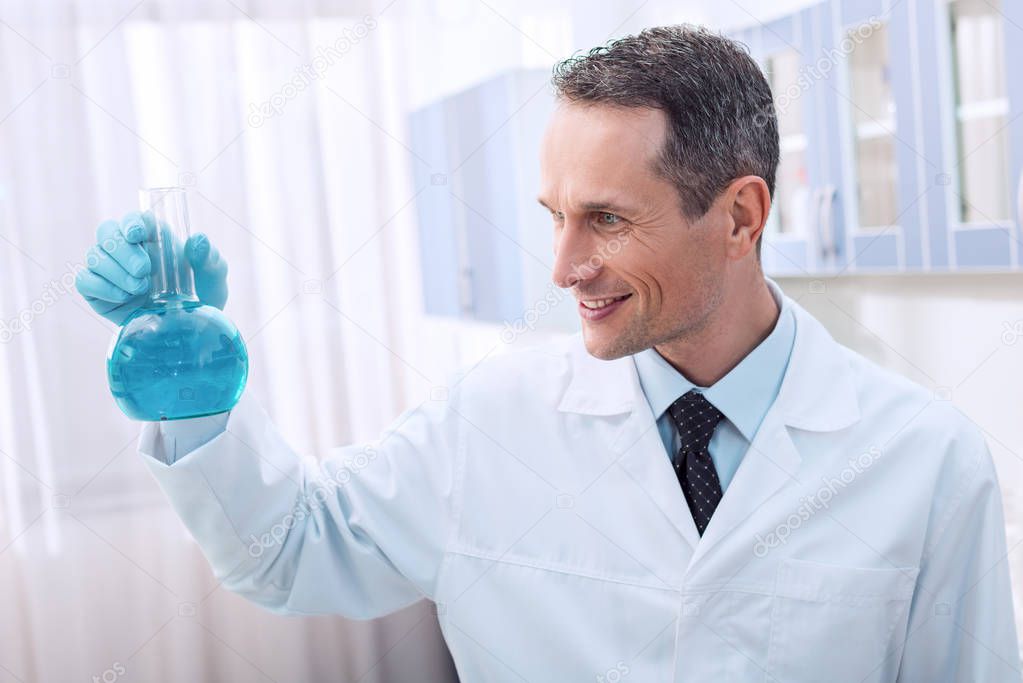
[137,383,463,620]
[897,438,1021,681]
[158,413,228,462]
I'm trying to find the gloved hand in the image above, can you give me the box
[75,211,229,325]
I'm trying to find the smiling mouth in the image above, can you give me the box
[579,294,632,309]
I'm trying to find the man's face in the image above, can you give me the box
[539,101,727,360]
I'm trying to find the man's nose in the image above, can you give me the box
[551,222,600,289]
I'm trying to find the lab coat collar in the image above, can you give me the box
[556,279,862,561]
[557,278,860,433]
[633,284,796,442]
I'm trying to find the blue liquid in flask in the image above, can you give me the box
[107,187,249,421]
[108,297,248,420]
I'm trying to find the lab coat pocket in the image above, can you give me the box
[766,558,919,683]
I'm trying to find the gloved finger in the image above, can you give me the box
[185,233,213,267]
[75,268,141,303]
[186,233,229,309]
[84,297,121,314]
[88,295,140,314]
[187,234,229,279]
[96,218,150,278]
[83,295,144,326]
[120,211,153,244]
[83,245,149,297]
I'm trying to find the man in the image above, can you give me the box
[77,25,1019,682]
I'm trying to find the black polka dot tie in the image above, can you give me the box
[667,390,725,536]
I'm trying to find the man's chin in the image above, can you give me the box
[580,326,638,361]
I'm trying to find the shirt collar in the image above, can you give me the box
[633,280,795,441]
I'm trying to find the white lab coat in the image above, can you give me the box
[139,289,1021,682]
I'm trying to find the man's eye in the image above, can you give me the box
[597,212,620,225]
[551,210,565,221]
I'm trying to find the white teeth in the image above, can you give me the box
[581,295,628,309]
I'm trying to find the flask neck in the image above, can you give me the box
[143,237,199,304]
[141,215,198,300]
[139,188,198,306]
[144,291,200,308]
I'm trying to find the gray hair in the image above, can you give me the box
[551,25,779,256]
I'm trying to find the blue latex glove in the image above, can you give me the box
[75,211,229,325]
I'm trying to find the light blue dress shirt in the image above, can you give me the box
[633,295,795,493]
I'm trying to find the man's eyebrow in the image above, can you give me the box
[536,197,636,214]
[579,200,635,214]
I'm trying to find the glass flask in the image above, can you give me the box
[107,187,249,421]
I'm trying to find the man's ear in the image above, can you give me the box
[724,175,771,261]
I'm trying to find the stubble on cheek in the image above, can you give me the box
[581,270,657,360]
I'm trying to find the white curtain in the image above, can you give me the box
[0,0,713,680]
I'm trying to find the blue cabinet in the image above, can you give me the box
[412,2,1023,325]
[734,0,1023,274]
[930,0,1023,269]
[409,69,568,327]
[736,4,852,274]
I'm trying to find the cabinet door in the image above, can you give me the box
[410,99,464,318]
[410,71,554,323]
[740,0,1023,273]
[1007,2,1023,266]
[446,74,528,324]
[930,0,1023,269]
[736,4,848,275]
[835,0,925,271]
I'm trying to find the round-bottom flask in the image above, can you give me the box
[107,187,249,421]
[108,298,248,420]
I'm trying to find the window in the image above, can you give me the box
[765,48,810,236]
[847,22,898,229]
[949,0,1011,224]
